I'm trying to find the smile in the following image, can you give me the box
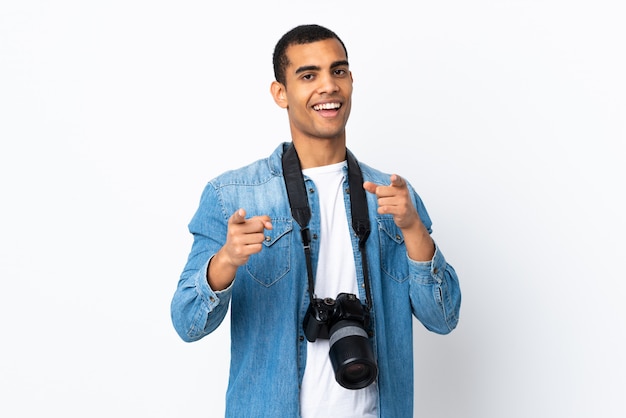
[313,102,341,111]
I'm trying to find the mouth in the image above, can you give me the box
[312,102,342,111]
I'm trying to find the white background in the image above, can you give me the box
[1,1,624,417]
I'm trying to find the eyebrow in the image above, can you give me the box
[294,60,350,75]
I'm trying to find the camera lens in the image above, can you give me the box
[343,363,371,385]
[328,321,378,390]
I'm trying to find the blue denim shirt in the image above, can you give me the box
[171,143,461,417]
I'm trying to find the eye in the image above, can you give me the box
[301,73,315,81]
[334,68,348,77]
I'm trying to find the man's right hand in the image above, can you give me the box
[222,209,273,267]
[207,209,273,290]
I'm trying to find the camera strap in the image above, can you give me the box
[282,143,373,312]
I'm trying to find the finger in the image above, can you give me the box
[238,231,268,246]
[233,214,272,234]
[389,174,406,188]
[363,181,380,194]
[230,208,247,224]
[254,215,273,231]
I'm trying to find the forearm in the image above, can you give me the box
[171,257,232,342]
[401,221,435,262]
[409,244,461,334]
[207,248,239,291]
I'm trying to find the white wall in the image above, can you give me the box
[1,1,624,417]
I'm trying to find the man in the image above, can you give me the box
[171,24,461,417]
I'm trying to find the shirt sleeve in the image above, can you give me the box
[170,183,233,342]
[408,241,461,334]
[406,184,461,334]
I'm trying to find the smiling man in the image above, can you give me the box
[171,24,461,418]
[270,37,352,167]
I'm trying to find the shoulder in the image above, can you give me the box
[358,160,392,185]
[207,143,287,189]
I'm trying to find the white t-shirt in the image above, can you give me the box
[299,161,379,418]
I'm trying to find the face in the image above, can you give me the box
[271,38,353,143]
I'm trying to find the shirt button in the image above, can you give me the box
[312,233,318,240]
[433,267,439,274]
[299,335,304,341]
[265,235,271,242]
[309,188,315,193]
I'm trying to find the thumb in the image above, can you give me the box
[363,181,379,194]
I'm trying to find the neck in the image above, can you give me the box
[291,138,347,169]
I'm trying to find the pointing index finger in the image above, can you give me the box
[390,174,405,187]
[230,208,246,224]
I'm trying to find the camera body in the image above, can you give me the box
[303,292,378,389]
[303,292,370,342]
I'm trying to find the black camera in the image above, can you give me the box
[303,292,378,389]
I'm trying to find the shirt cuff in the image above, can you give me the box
[195,257,235,311]
[407,241,447,284]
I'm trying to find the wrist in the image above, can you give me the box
[207,251,238,291]
[402,223,435,262]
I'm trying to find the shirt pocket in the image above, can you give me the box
[377,217,409,283]
[245,218,293,287]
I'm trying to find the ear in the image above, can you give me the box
[270,81,288,109]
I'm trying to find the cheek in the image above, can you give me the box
[287,104,309,124]
[342,100,352,119]
[288,93,310,115]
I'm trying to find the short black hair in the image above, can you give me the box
[272,24,348,85]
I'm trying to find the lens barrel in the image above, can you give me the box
[328,321,378,389]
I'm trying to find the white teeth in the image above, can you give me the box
[313,102,340,110]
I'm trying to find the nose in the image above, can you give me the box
[317,72,339,95]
